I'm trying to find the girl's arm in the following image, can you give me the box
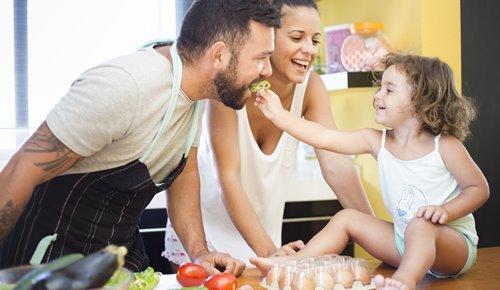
[206,100,278,257]
[255,89,379,156]
[437,135,489,222]
[301,72,374,215]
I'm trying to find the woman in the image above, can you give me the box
[163,0,373,267]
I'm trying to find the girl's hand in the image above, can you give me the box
[416,205,450,224]
[254,89,285,122]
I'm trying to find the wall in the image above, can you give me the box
[317,0,461,258]
[461,0,500,247]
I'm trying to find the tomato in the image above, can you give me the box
[204,273,237,290]
[176,262,209,287]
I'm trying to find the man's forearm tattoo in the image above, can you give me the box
[0,199,26,241]
[23,123,79,173]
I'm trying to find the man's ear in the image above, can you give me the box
[207,41,231,70]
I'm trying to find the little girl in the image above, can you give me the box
[252,53,489,290]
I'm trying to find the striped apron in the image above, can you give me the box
[0,43,201,271]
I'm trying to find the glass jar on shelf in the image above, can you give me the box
[341,22,392,72]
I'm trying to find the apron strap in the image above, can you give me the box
[30,233,58,265]
[140,42,201,163]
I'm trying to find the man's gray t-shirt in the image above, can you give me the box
[46,47,202,183]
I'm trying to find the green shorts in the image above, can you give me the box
[394,227,477,278]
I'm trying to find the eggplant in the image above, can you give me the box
[30,245,127,290]
[13,254,84,290]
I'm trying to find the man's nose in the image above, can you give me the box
[260,58,272,77]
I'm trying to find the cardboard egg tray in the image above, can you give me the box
[260,255,375,290]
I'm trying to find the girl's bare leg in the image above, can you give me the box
[251,209,401,274]
[375,218,469,290]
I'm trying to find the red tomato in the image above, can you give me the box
[204,273,237,290]
[176,262,209,287]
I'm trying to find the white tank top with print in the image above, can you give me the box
[377,129,478,244]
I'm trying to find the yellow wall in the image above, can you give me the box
[317,0,461,259]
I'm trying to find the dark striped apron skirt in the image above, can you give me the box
[0,156,186,271]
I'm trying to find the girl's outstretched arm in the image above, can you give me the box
[255,89,378,156]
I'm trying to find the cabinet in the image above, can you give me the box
[139,199,352,274]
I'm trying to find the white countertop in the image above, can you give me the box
[155,274,181,289]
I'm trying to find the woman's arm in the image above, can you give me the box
[301,73,374,215]
[206,100,278,257]
[424,135,490,223]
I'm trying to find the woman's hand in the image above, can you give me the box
[254,89,285,123]
[271,240,305,257]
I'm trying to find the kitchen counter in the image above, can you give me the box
[235,247,500,290]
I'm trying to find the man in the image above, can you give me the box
[0,0,281,275]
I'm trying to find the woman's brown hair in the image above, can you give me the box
[378,53,476,141]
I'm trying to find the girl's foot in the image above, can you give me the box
[249,257,275,274]
[373,274,412,290]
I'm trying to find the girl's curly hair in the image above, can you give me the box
[378,53,476,141]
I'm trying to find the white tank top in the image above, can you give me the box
[377,129,478,244]
[199,73,310,263]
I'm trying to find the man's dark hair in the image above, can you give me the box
[272,0,318,11]
[177,0,281,63]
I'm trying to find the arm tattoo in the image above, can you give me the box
[0,199,27,241]
[23,123,80,173]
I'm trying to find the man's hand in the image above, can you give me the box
[271,240,305,257]
[416,205,450,224]
[193,250,246,277]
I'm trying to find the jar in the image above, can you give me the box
[341,22,392,72]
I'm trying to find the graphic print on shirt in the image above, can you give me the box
[397,184,427,227]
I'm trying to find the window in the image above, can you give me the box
[1,0,176,164]
[0,0,15,128]
[0,0,176,129]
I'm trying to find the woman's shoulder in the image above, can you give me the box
[301,71,329,114]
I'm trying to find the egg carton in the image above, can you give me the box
[260,255,375,290]
[260,280,375,290]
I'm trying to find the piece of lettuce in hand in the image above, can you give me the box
[249,80,271,93]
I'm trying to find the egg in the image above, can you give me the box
[353,265,371,285]
[334,269,354,288]
[278,268,294,289]
[315,271,335,290]
[291,274,315,290]
[266,267,287,288]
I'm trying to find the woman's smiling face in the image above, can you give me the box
[270,5,321,84]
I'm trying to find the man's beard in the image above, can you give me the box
[213,59,250,110]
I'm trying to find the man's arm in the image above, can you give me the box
[302,73,374,215]
[0,121,83,241]
[167,146,245,275]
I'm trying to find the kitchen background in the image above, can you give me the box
[0,0,499,273]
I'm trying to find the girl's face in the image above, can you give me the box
[270,5,320,84]
[373,65,415,127]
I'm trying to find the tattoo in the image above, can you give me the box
[23,122,80,173]
[0,199,26,242]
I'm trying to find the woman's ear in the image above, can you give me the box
[207,41,231,70]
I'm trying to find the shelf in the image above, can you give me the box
[319,71,379,91]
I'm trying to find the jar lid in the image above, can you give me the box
[352,22,384,32]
